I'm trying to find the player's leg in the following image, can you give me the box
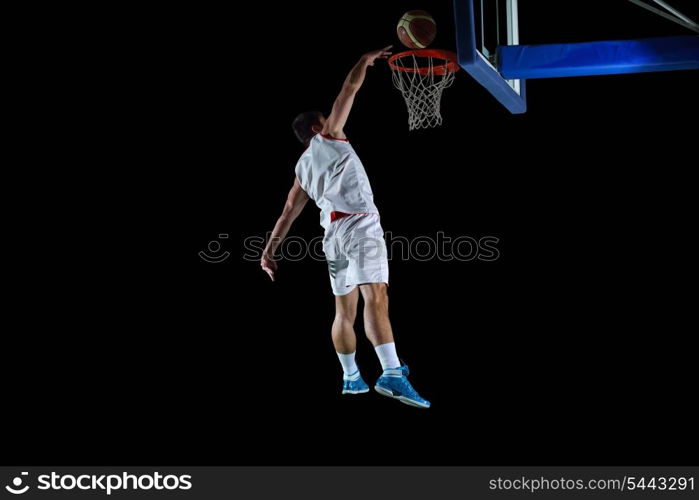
[359,282,398,363]
[349,216,399,365]
[341,214,429,406]
[333,288,369,395]
[359,283,431,408]
[333,287,359,354]
[361,283,406,372]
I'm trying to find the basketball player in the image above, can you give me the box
[261,46,429,408]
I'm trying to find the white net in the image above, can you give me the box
[390,53,457,130]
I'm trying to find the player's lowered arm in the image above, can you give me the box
[263,178,309,258]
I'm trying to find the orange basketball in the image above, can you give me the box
[397,10,436,49]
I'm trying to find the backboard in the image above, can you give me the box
[454,0,698,114]
[453,0,527,113]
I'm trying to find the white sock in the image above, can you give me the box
[375,342,401,370]
[337,352,360,380]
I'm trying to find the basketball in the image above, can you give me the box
[397,10,436,49]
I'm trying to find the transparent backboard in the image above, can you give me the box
[454,0,527,113]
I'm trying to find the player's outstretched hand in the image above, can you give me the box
[261,253,277,281]
[364,45,393,66]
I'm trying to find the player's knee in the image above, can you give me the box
[362,283,388,308]
[335,303,357,323]
[334,315,356,335]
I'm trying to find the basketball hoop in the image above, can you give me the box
[389,49,460,130]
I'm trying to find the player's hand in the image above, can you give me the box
[261,253,278,281]
[364,45,393,66]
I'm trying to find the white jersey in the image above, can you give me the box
[295,134,379,230]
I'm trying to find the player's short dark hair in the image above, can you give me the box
[292,111,323,145]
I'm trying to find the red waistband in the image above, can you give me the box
[330,211,377,222]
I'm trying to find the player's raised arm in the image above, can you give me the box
[261,178,309,281]
[322,46,393,139]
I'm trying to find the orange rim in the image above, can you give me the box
[388,49,460,76]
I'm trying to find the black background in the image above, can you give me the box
[6,1,697,465]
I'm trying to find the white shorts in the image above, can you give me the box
[323,214,389,296]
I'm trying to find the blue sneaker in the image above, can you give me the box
[375,365,430,408]
[342,371,370,394]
